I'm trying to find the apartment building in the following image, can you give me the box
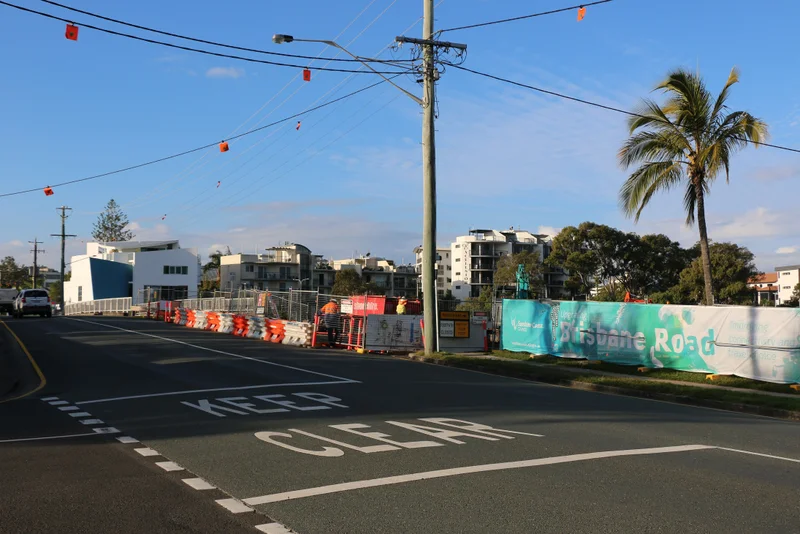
[27,265,61,289]
[329,255,417,298]
[775,265,800,305]
[220,243,313,292]
[413,246,452,297]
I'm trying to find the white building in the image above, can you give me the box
[775,265,800,305]
[414,246,452,297]
[748,272,779,305]
[64,240,199,304]
[449,228,567,300]
[330,255,417,298]
[219,243,313,292]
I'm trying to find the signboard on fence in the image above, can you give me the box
[256,293,266,315]
[364,314,423,351]
[340,299,353,314]
[440,310,469,338]
[440,320,455,338]
[501,299,800,384]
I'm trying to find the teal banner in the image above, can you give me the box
[501,300,800,384]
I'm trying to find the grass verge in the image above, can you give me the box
[408,352,800,419]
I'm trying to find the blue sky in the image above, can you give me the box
[1,0,799,272]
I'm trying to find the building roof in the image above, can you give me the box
[750,272,778,284]
[775,264,800,271]
[102,240,179,249]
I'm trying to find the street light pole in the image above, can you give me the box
[273,4,465,354]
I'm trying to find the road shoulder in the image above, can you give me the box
[0,319,45,402]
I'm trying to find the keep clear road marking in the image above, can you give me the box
[68,318,360,405]
[243,445,715,505]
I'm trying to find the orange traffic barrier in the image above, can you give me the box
[207,312,220,332]
[186,309,197,328]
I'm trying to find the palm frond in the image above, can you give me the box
[618,130,688,169]
[682,181,697,225]
[619,161,684,222]
[711,67,740,122]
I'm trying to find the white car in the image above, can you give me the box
[14,289,53,318]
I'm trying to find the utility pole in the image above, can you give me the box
[28,238,44,288]
[397,2,466,354]
[51,206,76,313]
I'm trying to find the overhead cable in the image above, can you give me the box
[439,0,613,33]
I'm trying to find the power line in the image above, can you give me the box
[38,0,408,65]
[447,63,800,155]
[0,0,410,74]
[0,77,393,199]
[439,0,613,33]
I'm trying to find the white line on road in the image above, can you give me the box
[134,447,160,457]
[92,427,120,434]
[256,523,294,534]
[48,400,69,406]
[75,380,356,405]
[155,461,184,472]
[69,412,92,417]
[0,432,103,443]
[116,436,140,444]
[243,444,715,506]
[40,396,59,401]
[183,477,216,490]
[79,419,105,425]
[58,406,79,411]
[215,498,254,514]
[69,318,359,384]
[717,447,800,464]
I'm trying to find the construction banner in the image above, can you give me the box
[502,300,800,384]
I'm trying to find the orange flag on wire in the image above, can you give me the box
[65,24,79,40]
[296,121,301,131]
[577,6,586,21]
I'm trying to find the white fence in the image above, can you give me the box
[64,297,132,316]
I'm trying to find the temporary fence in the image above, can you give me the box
[64,297,132,316]
[501,299,800,385]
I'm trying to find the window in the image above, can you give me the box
[783,272,791,275]
[455,272,461,276]
[455,258,461,262]
[279,283,287,291]
[245,265,255,273]
[784,286,791,289]
[163,265,169,275]
[169,266,176,274]
[455,244,460,248]
[455,285,461,289]
[182,266,188,275]
[163,265,189,275]
[77,286,83,301]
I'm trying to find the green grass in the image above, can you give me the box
[413,353,800,414]
[491,350,799,395]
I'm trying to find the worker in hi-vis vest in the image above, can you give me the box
[396,297,408,315]
[320,299,340,346]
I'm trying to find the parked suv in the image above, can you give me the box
[14,289,52,318]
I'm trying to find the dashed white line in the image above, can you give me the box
[116,436,140,444]
[58,406,79,412]
[243,444,715,505]
[182,477,216,490]
[48,400,69,406]
[256,523,294,534]
[215,498,254,514]
[134,447,160,457]
[69,412,92,418]
[79,419,105,425]
[92,427,120,434]
[155,461,184,472]
[40,396,59,401]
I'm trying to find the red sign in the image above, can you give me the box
[66,24,79,41]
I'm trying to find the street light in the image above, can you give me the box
[272,14,461,355]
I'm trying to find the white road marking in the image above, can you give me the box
[49,400,69,406]
[40,396,59,401]
[92,427,120,434]
[69,412,92,417]
[243,444,714,505]
[58,406,79,411]
[0,432,101,443]
[134,447,160,457]
[155,461,184,472]
[215,498,253,514]
[69,317,359,382]
[116,436,140,444]
[76,380,354,405]
[183,477,216,490]
[718,447,800,464]
[256,523,294,534]
[79,419,105,425]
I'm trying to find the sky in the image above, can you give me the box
[1,0,799,273]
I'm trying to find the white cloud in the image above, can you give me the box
[205,67,245,79]
[750,165,800,182]
[537,226,561,237]
[776,246,798,254]
[712,207,787,239]
[9,240,24,247]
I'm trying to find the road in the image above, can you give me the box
[1,315,799,533]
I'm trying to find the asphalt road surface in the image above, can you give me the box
[1,315,799,534]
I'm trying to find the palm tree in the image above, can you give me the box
[618,68,768,305]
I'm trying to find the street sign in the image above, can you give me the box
[440,320,455,338]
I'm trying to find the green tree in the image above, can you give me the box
[201,250,223,292]
[494,250,544,297]
[47,272,71,303]
[332,269,364,296]
[628,234,694,296]
[789,282,800,307]
[457,285,493,312]
[92,199,135,242]
[619,68,768,305]
[671,243,759,305]
[546,224,599,298]
[0,256,29,288]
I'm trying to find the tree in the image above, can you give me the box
[201,250,223,292]
[628,234,694,296]
[619,68,768,305]
[670,243,758,305]
[92,199,135,242]
[494,250,544,297]
[331,269,364,296]
[48,272,71,304]
[546,224,599,298]
[789,282,800,307]
[0,256,29,288]
[457,285,493,312]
